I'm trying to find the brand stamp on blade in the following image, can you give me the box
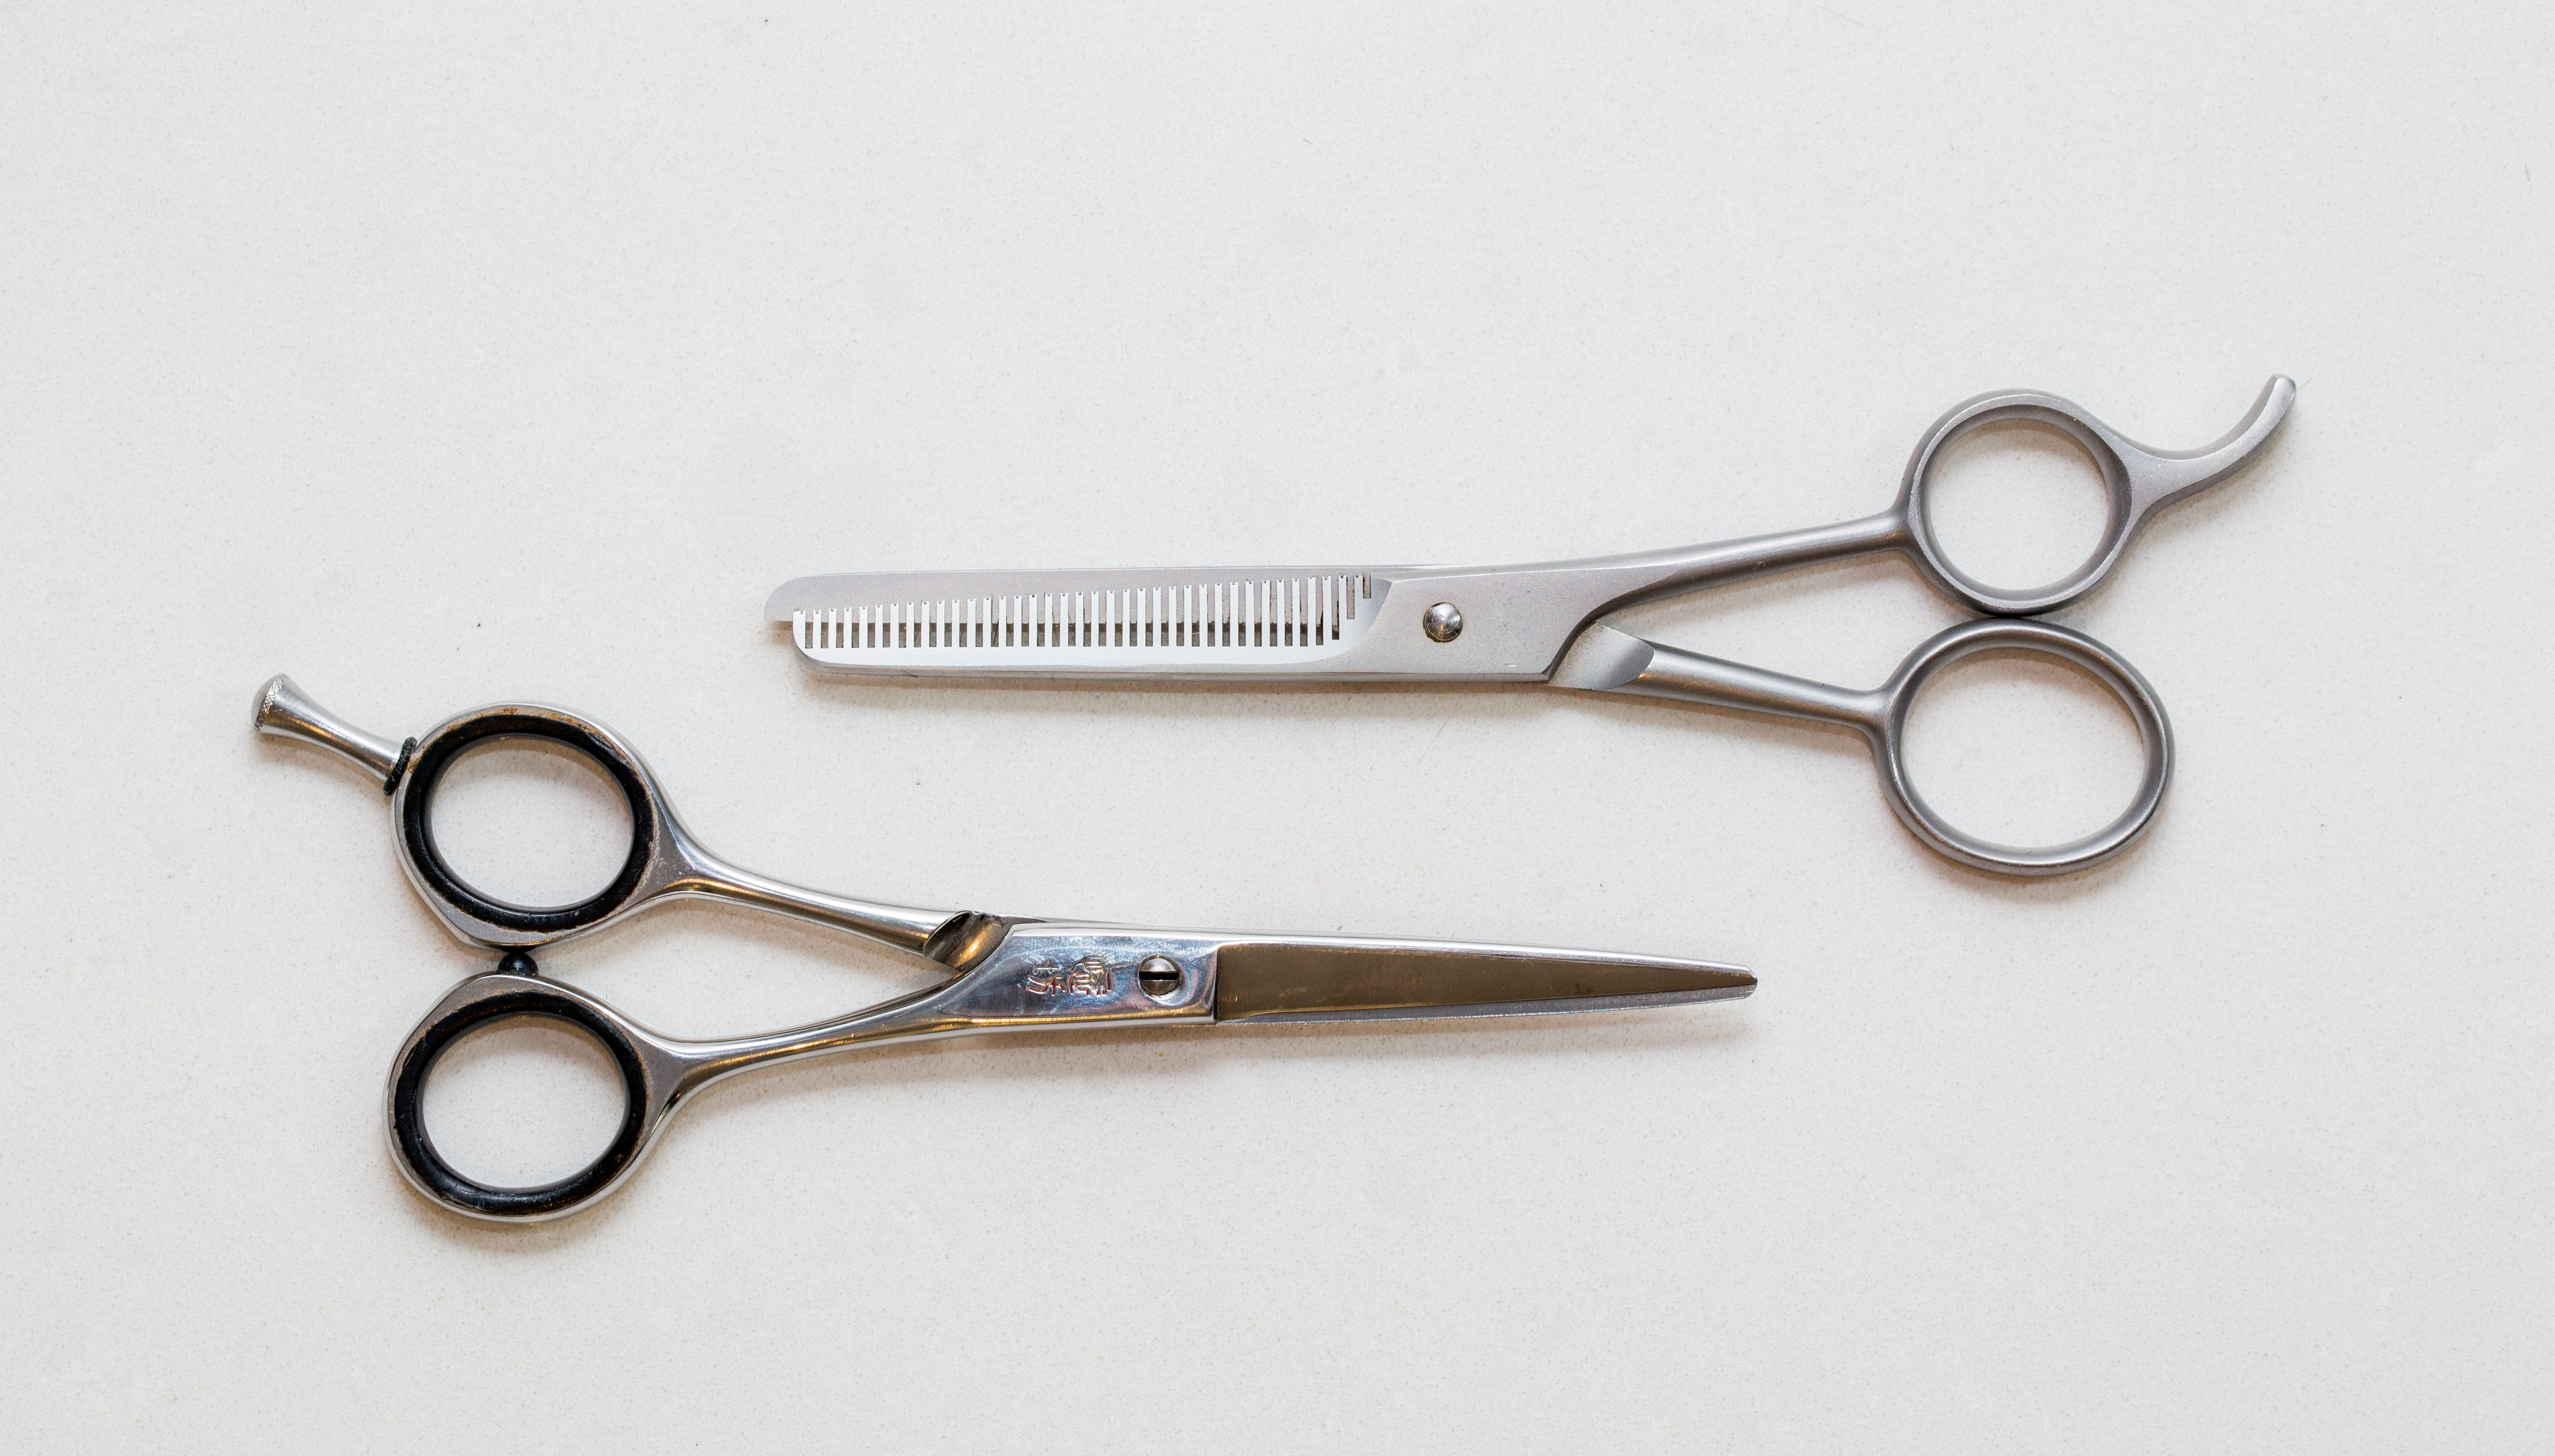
[1024,959,1114,997]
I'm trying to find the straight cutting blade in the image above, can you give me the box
[1209,936,1754,1024]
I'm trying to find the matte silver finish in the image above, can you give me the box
[1552,619,2171,875]
[258,680,1750,1221]
[771,377,2293,875]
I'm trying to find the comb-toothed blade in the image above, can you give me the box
[768,567,1387,675]
[1210,938,1754,1024]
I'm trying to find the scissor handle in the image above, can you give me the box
[1554,619,2172,876]
[1895,376,2293,617]
[1866,619,2171,875]
[385,955,680,1221]
[394,706,667,939]
[384,928,1222,1221]
[256,676,970,956]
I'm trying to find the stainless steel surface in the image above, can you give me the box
[261,681,1750,1221]
[389,925,1748,1222]
[251,680,978,958]
[771,566,1390,675]
[254,674,407,788]
[769,377,2291,874]
[1421,601,1464,643]
[1555,618,2172,875]
[1209,937,1754,1022]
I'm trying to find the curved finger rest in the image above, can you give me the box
[394,705,665,942]
[1869,620,2173,877]
[385,957,674,1222]
[1898,376,2294,617]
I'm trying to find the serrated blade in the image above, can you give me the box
[1209,937,1754,1024]
[769,567,1386,674]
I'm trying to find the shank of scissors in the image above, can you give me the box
[254,676,1752,1223]
[769,376,2294,876]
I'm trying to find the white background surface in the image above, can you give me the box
[4,3,2550,1450]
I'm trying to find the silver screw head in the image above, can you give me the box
[1422,602,1464,643]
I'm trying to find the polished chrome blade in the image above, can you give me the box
[1209,936,1754,1024]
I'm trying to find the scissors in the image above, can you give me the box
[254,675,1753,1223]
[769,377,2293,876]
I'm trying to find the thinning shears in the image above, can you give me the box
[770,378,2293,876]
[256,676,1752,1222]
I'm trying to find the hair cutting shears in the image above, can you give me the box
[255,676,1752,1223]
[769,377,2293,876]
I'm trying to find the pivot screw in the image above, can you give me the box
[1422,603,1463,643]
[1138,956,1183,1000]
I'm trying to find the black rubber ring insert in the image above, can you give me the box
[388,978,651,1220]
[399,712,658,935]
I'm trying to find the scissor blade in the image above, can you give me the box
[768,566,1393,676]
[1210,937,1754,1024]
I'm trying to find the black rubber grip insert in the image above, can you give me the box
[388,963,651,1221]
[399,711,657,935]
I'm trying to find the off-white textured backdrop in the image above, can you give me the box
[4,4,2549,1450]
